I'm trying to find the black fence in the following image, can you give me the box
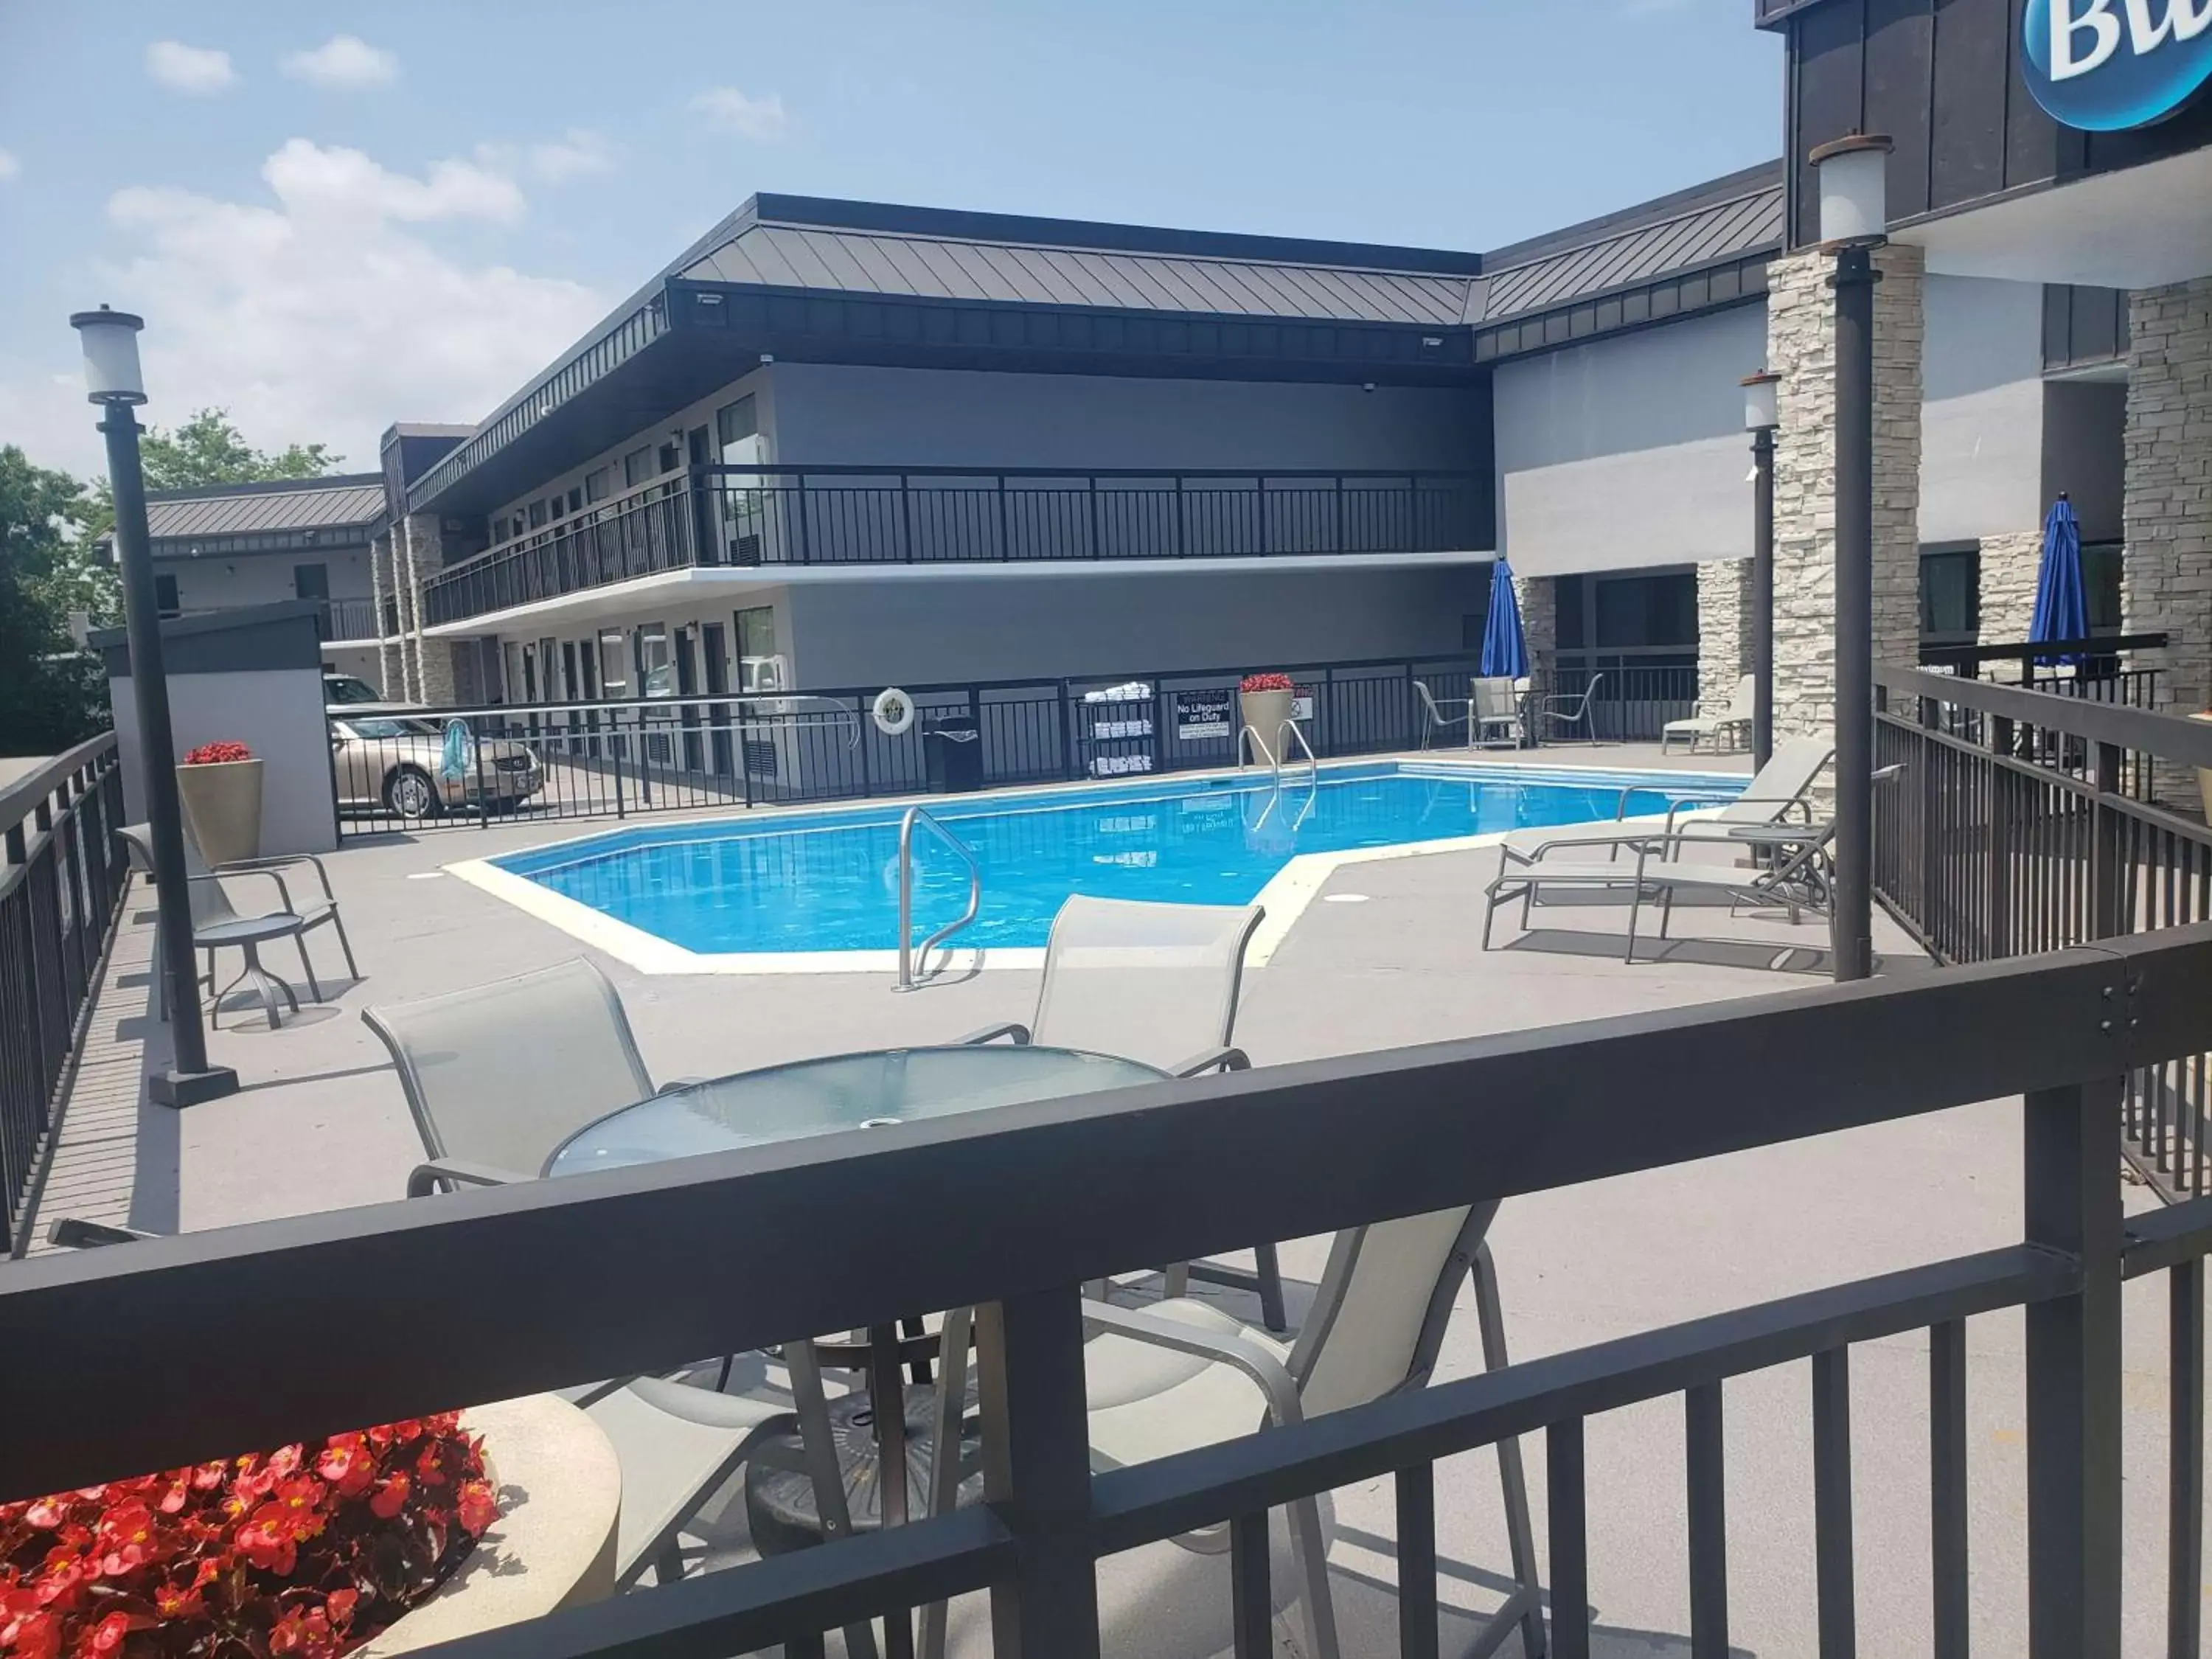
[7,923,2211,1658]
[423,466,1489,627]
[0,734,127,1256]
[1874,665,2212,1201]
[1548,658,1699,744]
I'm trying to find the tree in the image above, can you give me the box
[0,446,107,754]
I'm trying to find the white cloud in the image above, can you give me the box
[281,35,399,88]
[477,129,619,185]
[0,150,18,182]
[0,139,602,479]
[147,41,238,95]
[690,88,787,143]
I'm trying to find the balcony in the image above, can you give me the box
[422,466,1490,627]
[316,596,384,644]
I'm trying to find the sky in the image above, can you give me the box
[0,1,1781,482]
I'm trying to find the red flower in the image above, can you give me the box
[0,1603,59,1659]
[234,1506,297,1576]
[181,742,252,765]
[455,1481,497,1538]
[18,1500,66,1531]
[1239,671,1295,693]
[323,1590,358,1630]
[94,1503,164,1578]
[313,1441,372,1500]
[86,1611,136,1657]
[366,1473,410,1522]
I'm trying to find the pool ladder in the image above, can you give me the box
[896,805,982,990]
[1239,719,1318,790]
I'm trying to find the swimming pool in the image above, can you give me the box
[485,762,1737,960]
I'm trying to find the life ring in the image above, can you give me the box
[872,686,916,737]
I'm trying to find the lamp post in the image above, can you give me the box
[1742,371,1780,773]
[70,305,238,1107]
[1809,133,1892,985]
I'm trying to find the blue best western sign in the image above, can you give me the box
[2025,0,2212,129]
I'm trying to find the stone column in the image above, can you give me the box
[369,529,400,698]
[401,512,457,706]
[1696,557,1753,707]
[1517,571,1556,681]
[1767,244,1925,742]
[2121,277,2212,807]
[1975,529,2047,649]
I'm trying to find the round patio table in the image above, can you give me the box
[542,1043,1167,1657]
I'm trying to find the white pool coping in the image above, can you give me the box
[443,757,1740,978]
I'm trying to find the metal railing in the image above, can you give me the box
[330,653,1493,837]
[6,925,2212,1658]
[1543,659,1699,743]
[1874,664,2212,1200]
[1,734,128,1256]
[318,597,382,643]
[896,807,982,990]
[422,466,1489,626]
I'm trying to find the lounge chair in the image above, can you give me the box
[1663,673,1756,754]
[1471,675,1524,747]
[963,895,1288,1329]
[1498,732,1833,863]
[1413,680,1474,748]
[925,1203,1543,1659]
[119,824,355,1030]
[363,958,810,1590]
[1482,818,1837,961]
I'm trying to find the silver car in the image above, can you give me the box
[330,715,543,819]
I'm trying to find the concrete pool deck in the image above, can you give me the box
[21,740,2191,1657]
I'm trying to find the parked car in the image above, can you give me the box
[330,715,542,819]
[323,672,392,709]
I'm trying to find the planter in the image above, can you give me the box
[175,758,264,865]
[1239,689,1295,749]
[361,1395,622,1657]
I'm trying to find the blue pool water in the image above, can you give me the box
[496,764,1733,956]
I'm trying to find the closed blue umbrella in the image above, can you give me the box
[2028,494,2087,667]
[1481,558,1529,680]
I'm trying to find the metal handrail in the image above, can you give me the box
[1276,717,1317,782]
[896,806,982,990]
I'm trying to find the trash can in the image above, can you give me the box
[922,717,984,792]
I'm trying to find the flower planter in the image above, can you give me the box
[361,1395,622,1657]
[1239,689,1295,749]
[175,758,264,865]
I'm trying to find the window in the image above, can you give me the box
[567,487,582,514]
[529,499,547,529]
[734,606,780,692]
[658,442,681,475]
[585,467,612,504]
[597,630,627,695]
[2084,541,2123,633]
[624,445,654,488]
[155,574,180,616]
[549,494,564,521]
[1593,573,1696,650]
[1919,546,1980,645]
[716,397,758,453]
[636,624,674,697]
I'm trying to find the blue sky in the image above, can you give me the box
[0,1,1780,479]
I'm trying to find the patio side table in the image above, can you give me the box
[543,1043,1169,1659]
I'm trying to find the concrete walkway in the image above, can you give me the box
[18,749,2190,1657]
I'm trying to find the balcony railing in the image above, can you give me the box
[317,597,382,643]
[6,922,2212,1656]
[422,466,1489,627]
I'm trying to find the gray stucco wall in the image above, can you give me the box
[1920,276,2049,543]
[1492,304,1765,577]
[783,565,1488,687]
[109,667,337,855]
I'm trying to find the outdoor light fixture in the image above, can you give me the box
[1807,132,1893,986]
[1742,372,1781,775]
[1811,133,1892,246]
[1742,369,1779,435]
[70,302,237,1107]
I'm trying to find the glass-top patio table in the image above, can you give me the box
[541,1043,1168,1659]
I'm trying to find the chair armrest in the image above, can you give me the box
[959,1023,1032,1046]
[192,867,299,913]
[1169,1046,1249,1077]
[406,1158,537,1199]
[220,852,336,903]
[48,1217,157,1248]
[1080,1301,1303,1429]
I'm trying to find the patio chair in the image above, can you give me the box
[1534,672,1604,742]
[1413,680,1474,748]
[1482,818,1837,962]
[1498,733,1833,863]
[1663,673,1756,754]
[1471,676,1524,748]
[119,824,343,1031]
[962,895,1288,1329]
[927,1203,1543,1659]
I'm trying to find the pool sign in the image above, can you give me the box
[2024,0,2212,131]
[1173,689,1234,741]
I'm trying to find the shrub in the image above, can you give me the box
[1239,672,1293,694]
[181,742,253,766]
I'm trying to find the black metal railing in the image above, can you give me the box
[318,597,382,642]
[330,653,1503,836]
[422,466,1489,626]
[0,734,127,1256]
[1545,658,1700,743]
[1874,664,2212,1200]
[1920,632,2167,714]
[6,925,2211,1658]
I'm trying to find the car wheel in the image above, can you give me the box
[386,765,441,820]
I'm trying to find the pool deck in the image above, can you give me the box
[22,740,2188,1657]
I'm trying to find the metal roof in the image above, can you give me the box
[678,214,1475,327]
[1472,175,1785,324]
[145,476,386,542]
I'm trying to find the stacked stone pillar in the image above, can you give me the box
[369,529,401,698]
[400,512,457,706]
[1516,571,1556,683]
[1975,529,2047,649]
[2121,277,2212,807]
[1696,559,1754,708]
[1766,244,1925,745]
